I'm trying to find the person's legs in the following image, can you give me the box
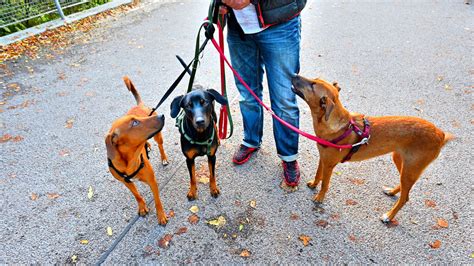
[256,16,301,162]
[227,28,265,151]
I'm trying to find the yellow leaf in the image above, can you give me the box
[80,239,89,244]
[71,255,77,263]
[437,218,448,228]
[207,216,226,227]
[189,205,199,214]
[239,224,244,231]
[87,186,93,200]
[240,249,251,257]
[107,227,113,236]
[299,235,311,246]
[198,177,210,184]
[334,171,342,176]
[249,200,256,209]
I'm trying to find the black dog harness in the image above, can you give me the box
[107,144,151,183]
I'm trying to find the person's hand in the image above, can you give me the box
[222,0,251,10]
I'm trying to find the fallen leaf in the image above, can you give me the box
[12,136,24,142]
[334,171,342,176]
[1,134,12,143]
[425,199,437,208]
[330,213,340,221]
[315,219,328,228]
[188,214,199,225]
[348,178,365,185]
[239,224,244,231]
[249,200,257,209]
[290,213,300,221]
[437,76,444,82]
[47,193,60,199]
[348,234,357,242]
[87,186,93,200]
[80,239,89,244]
[437,218,448,228]
[71,255,78,263]
[157,234,173,249]
[59,149,70,157]
[429,240,441,249]
[30,193,39,201]
[168,209,175,218]
[444,84,452,91]
[198,176,210,184]
[175,227,188,235]
[299,235,311,246]
[240,249,251,258]
[189,205,199,214]
[207,216,226,227]
[107,227,113,236]
[345,199,358,206]
[65,118,74,129]
[58,72,66,80]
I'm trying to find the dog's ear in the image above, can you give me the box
[170,95,184,118]
[206,89,228,105]
[320,96,335,121]
[332,81,341,92]
[105,133,118,159]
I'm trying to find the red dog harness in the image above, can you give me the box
[328,117,371,163]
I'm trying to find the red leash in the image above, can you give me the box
[210,37,354,150]
[217,18,230,139]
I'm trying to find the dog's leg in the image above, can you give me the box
[208,154,220,197]
[383,152,403,196]
[307,158,323,189]
[186,158,198,200]
[122,181,149,217]
[153,133,169,166]
[144,174,168,225]
[313,162,337,203]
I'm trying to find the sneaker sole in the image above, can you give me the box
[232,149,257,165]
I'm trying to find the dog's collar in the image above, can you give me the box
[322,116,371,163]
[108,153,146,183]
[175,111,215,156]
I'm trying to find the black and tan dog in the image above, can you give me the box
[292,74,453,222]
[170,87,228,200]
[105,77,169,225]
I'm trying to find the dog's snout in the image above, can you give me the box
[157,114,165,122]
[195,117,205,126]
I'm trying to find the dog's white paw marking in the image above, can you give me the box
[380,213,391,223]
[162,160,169,166]
[382,186,392,196]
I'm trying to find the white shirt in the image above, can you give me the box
[233,4,267,34]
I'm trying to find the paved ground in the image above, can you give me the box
[1,0,473,264]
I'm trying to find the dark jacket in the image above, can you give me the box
[227,0,306,35]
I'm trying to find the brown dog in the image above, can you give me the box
[291,75,453,223]
[105,77,169,225]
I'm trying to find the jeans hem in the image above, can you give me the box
[242,141,260,149]
[278,153,298,162]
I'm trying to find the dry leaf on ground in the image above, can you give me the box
[240,249,251,258]
[429,240,441,249]
[188,214,199,225]
[168,209,175,218]
[346,199,358,206]
[437,218,448,228]
[30,193,39,201]
[189,205,199,214]
[107,227,113,236]
[175,227,188,235]
[47,193,60,199]
[299,235,311,246]
[290,213,300,220]
[425,199,437,208]
[157,234,173,249]
[315,219,329,228]
[87,186,93,200]
[80,239,89,244]
[207,216,226,227]
[249,200,257,209]
[65,118,74,129]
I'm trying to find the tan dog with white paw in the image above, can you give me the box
[291,74,453,223]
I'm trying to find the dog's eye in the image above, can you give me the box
[131,120,140,127]
[200,99,205,105]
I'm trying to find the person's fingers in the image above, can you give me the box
[219,6,228,15]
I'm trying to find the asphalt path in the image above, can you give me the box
[0,0,472,263]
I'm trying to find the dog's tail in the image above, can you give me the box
[442,132,454,147]
[123,76,143,106]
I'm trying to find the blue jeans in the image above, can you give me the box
[227,16,301,162]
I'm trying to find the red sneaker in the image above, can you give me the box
[282,160,300,187]
[232,145,258,165]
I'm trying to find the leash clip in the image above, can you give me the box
[204,22,215,39]
[352,136,370,147]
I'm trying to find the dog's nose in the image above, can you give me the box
[195,117,205,126]
[157,114,165,121]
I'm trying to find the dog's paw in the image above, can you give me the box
[380,213,392,224]
[382,186,396,196]
[313,194,325,204]
[157,214,168,226]
[187,191,198,201]
[138,206,150,217]
[162,159,169,166]
[307,180,319,189]
[210,188,220,198]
